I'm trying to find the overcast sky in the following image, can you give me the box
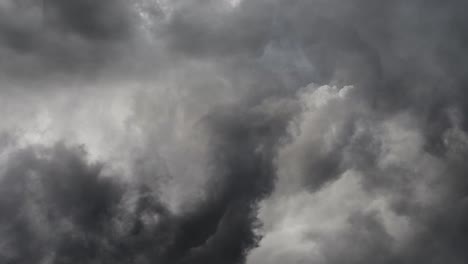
[1,0,468,263]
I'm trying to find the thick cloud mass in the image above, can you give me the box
[0,0,133,79]
[1,0,468,263]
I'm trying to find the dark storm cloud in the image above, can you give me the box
[44,0,131,40]
[0,96,294,264]
[228,0,468,263]
[0,143,158,263]
[162,0,275,58]
[0,0,134,81]
[3,0,468,263]
[277,0,468,152]
[176,102,294,262]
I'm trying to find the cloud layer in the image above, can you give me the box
[1,0,468,263]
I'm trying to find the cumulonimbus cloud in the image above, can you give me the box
[1,0,468,264]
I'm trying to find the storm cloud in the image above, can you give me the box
[1,0,468,263]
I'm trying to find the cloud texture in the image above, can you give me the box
[1,0,468,263]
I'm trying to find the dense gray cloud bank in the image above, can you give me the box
[1,0,468,263]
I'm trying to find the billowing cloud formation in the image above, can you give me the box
[249,84,468,264]
[1,0,468,264]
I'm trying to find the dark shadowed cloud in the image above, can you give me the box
[0,96,294,264]
[0,0,135,84]
[2,0,468,264]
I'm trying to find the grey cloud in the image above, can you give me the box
[252,82,468,264]
[0,92,294,264]
[2,0,468,263]
[0,0,135,83]
[161,0,275,58]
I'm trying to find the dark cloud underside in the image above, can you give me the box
[1,0,468,264]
